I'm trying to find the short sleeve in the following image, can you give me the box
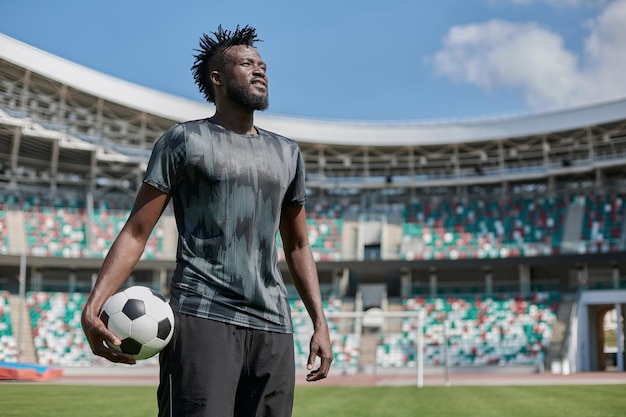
[283,144,308,207]
[143,123,186,194]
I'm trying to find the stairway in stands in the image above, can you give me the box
[560,200,585,254]
[544,294,575,370]
[6,211,27,254]
[8,295,37,364]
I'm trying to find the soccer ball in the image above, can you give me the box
[99,286,175,360]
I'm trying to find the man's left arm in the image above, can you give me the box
[279,204,333,382]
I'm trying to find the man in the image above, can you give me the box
[81,25,333,417]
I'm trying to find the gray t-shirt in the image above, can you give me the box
[143,119,307,333]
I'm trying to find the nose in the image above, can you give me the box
[253,64,266,78]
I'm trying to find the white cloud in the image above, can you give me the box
[432,0,626,111]
[577,0,626,103]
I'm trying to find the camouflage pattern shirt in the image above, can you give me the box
[143,119,307,333]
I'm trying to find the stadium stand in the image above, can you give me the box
[1,191,623,264]
[376,294,558,369]
[1,33,626,375]
[1,289,563,372]
[11,290,561,371]
[402,195,569,261]
[18,290,363,369]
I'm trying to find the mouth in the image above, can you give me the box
[251,79,267,89]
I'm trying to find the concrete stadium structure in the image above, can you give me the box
[1,33,625,374]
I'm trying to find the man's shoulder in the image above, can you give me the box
[177,118,213,130]
[161,118,209,135]
[256,126,298,146]
[163,118,222,141]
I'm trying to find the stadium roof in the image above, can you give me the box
[2,32,626,147]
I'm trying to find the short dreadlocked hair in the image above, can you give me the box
[191,25,262,103]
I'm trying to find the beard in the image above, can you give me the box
[226,80,269,111]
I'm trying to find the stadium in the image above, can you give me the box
[1,31,626,388]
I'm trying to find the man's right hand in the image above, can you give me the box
[81,306,136,365]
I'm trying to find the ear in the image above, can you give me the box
[210,70,223,87]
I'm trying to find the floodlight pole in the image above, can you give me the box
[616,303,624,372]
[443,319,451,387]
[416,311,424,388]
[17,252,26,362]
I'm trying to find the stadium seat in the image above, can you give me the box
[28,292,95,366]
[0,210,9,254]
[0,291,19,362]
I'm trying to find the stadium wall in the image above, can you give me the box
[574,290,626,372]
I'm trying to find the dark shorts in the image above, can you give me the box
[157,312,295,417]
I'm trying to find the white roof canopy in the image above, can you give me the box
[2,32,625,146]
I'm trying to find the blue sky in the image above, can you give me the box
[1,0,625,121]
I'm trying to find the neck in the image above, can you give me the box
[210,106,257,135]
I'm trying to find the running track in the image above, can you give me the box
[20,367,626,387]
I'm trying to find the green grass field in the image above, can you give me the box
[1,384,625,417]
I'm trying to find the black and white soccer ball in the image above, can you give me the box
[99,286,175,360]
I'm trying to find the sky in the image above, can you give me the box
[1,0,625,122]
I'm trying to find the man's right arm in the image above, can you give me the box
[81,183,170,364]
